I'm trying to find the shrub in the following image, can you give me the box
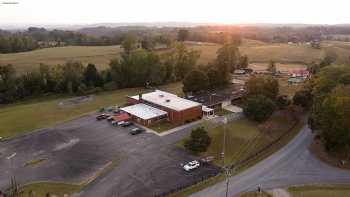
[244,95,276,122]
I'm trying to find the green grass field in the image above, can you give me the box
[0,45,122,73]
[288,185,350,197]
[19,182,81,197]
[0,82,182,139]
[178,114,298,167]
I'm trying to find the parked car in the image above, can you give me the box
[117,121,125,126]
[183,160,200,171]
[130,128,145,135]
[111,120,118,126]
[96,114,108,120]
[121,121,133,127]
[106,116,114,122]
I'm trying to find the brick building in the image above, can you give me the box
[125,90,202,125]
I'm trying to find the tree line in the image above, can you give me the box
[0,35,201,104]
[182,38,248,93]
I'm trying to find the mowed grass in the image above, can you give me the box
[178,114,297,167]
[0,82,182,139]
[0,45,122,73]
[288,185,350,197]
[19,182,81,197]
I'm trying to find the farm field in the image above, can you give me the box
[0,45,122,73]
[0,82,182,139]
[0,39,330,74]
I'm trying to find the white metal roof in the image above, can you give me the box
[121,103,168,120]
[131,90,201,111]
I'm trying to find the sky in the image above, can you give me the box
[0,0,350,26]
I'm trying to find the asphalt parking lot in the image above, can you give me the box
[0,114,220,196]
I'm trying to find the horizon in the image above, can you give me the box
[1,0,350,28]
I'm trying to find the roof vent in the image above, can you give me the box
[166,99,171,102]
[159,94,164,97]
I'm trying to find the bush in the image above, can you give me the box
[276,95,291,109]
[293,89,312,109]
[184,127,211,154]
[244,95,276,122]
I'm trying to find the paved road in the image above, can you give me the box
[191,126,350,197]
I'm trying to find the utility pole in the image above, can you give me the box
[221,117,230,197]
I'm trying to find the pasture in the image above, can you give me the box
[0,45,121,73]
[0,39,328,74]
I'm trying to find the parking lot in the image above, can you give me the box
[0,114,220,196]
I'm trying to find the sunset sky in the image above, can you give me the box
[1,0,350,25]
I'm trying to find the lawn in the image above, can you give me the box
[0,45,122,73]
[148,121,181,133]
[288,185,350,197]
[18,182,81,197]
[0,82,182,139]
[178,113,299,167]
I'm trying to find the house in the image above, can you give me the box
[126,90,202,125]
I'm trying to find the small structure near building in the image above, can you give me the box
[113,113,130,122]
[202,106,214,118]
[288,77,305,85]
[120,103,168,126]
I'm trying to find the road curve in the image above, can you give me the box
[190,126,350,197]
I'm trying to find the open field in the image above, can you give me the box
[19,182,81,197]
[240,43,324,64]
[0,39,330,74]
[0,45,122,73]
[288,185,350,197]
[0,82,182,139]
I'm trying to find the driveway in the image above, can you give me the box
[191,126,350,197]
[0,114,220,196]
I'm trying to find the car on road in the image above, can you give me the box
[121,121,133,127]
[130,128,145,135]
[96,114,109,120]
[183,160,200,171]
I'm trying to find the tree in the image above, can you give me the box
[168,43,200,80]
[62,61,84,93]
[293,89,312,109]
[141,37,156,51]
[243,95,276,122]
[215,42,240,85]
[121,35,138,55]
[183,69,209,93]
[184,127,211,153]
[177,29,189,42]
[245,76,279,101]
[317,85,350,151]
[207,68,222,89]
[276,95,290,109]
[83,63,103,87]
[267,60,277,75]
[238,55,249,69]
